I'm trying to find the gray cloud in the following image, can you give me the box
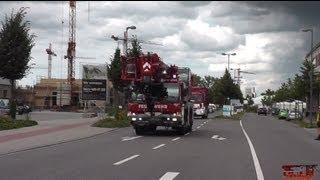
[178,1,212,7]
[0,1,315,96]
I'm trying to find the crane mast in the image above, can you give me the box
[46,43,57,79]
[64,0,76,106]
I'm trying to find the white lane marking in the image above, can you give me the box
[113,154,140,165]
[211,135,219,139]
[152,144,166,150]
[197,126,201,129]
[121,136,142,141]
[217,137,226,141]
[159,172,180,180]
[240,120,264,180]
[172,137,181,141]
[185,132,190,135]
[204,122,207,124]
[212,135,227,141]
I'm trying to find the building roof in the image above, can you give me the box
[0,78,10,86]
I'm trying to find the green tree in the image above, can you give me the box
[246,95,254,106]
[191,74,203,86]
[291,74,306,101]
[128,35,142,58]
[299,59,320,110]
[107,48,127,93]
[0,8,35,119]
[212,69,243,105]
[202,75,217,89]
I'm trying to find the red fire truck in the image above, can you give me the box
[120,52,194,135]
[191,87,209,119]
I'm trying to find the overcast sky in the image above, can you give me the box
[0,1,319,96]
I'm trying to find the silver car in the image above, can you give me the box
[287,111,302,120]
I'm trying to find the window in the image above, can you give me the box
[52,92,57,96]
[164,83,180,102]
[190,94,203,102]
[131,93,145,102]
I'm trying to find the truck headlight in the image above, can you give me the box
[172,118,177,121]
[139,117,142,120]
[127,112,136,116]
[132,117,137,121]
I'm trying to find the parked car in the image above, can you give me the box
[257,107,268,116]
[271,108,280,116]
[208,104,216,113]
[17,105,32,115]
[0,106,10,116]
[287,111,302,120]
[278,109,289,119]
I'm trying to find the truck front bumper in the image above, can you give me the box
[130,114,183,128]
[193,108,206,116]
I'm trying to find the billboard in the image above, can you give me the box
[82,79,106,100]
[82,64,108,79]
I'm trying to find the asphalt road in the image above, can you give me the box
[1,112,320,180]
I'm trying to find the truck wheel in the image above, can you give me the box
[177,127,186,135]
[135,127,144,135]
[187,125,192,132]
[149,126,157,134]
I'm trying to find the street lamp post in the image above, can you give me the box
[222,52,236,72]
[124,26,136,56]
[302,28,314,124]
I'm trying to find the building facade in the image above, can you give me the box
[32,78,119,109]
[305,41,320,113]
[0,78,11,100]
[33,78,82,109]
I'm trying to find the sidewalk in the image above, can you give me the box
[0,117,114,155]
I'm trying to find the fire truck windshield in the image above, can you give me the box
[130,93,145,102]
[191,94,203,102]
[164,84,180,102]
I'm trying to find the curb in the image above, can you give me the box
[0,127,126,158]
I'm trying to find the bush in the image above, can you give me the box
[214,112,245,120]
[0,116,38,130]
[245,105,258,113]
[93,117,130,128]
[105,106,122,116]
[93,108,130,128]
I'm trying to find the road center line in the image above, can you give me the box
[211,135,219,139]
[159,172,180,180]
[172,137,181,141]
[185,132,190,135]
[113,154,140,166]
[121,136,142,141]
[152,144,166,150]
[240,120,264,180]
